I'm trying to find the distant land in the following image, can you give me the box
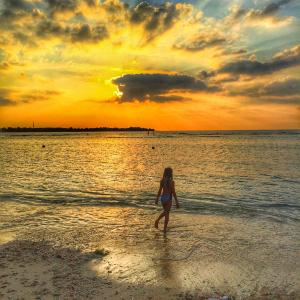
[1,127,155,132]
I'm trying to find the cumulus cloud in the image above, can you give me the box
[261,79,300,96]
[225,78,300,106]
[46,0,79,15]
[35,19,65,37]
[70,24,108,42]
[129,2,181,42]
[35,19,108,43]
[219,44,300,75]
[112,73,218,102]
[228,0,294,26]
[0,0,34,28]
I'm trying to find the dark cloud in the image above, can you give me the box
[198,70,216,80]
[13,32,37,46]
[129,2,180,42]
[261,0,292,16]
[2,0,30,9]
[0,0,33,24]
[226,78,300,105]
[71,24,108,43]
[35,19,108,43]
[174,36,226,52]
[261,79,300,96]
[229,0,293,24]
[103,0,128,14]
[35,19,64,37]
[235,79,300,97]
[46,0,79,14]
[0,89,61,106]
[245,96,300,105]
[0,98,15,106]
[112,73,218,102]
[219,44,300,75]
[85,0,97,7]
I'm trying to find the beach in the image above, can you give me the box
[0,131,300,299]
[1,204,299,299]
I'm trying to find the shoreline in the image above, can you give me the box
[1,204,299,299]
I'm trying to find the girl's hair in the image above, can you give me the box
[161,167,173,189]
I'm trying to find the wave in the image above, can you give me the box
[1,192,299,222]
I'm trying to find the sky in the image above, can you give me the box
[0,0,300,130]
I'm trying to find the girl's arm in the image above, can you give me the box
[155,182,162,204]
[171,181,179,208]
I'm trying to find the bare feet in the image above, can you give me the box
[154,220,159,229]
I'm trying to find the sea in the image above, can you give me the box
[0,130,299,220]
[0,130,299,298]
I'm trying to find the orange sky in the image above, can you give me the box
[0,0,299,130]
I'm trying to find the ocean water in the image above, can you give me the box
[1,130,300,298]
[0,130,299,221]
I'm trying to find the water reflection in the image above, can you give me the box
[152,233,177,284]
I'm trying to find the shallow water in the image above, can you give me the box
[0,203,299,298]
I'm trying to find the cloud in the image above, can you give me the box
[245,96,300,105]
[112,73,218,102]
[174,33,226,52]
[0,0,34,31]
[198,70,216,80]
[228,0,294,26]
[46,0,79,15]
[35,19,108,43]
[0,89,61,106]
[225,78,300,105]
[129,2,181,42]
[70,24,108,42]
[219,44,300,75]
[234,78,300,97]
[259,0,292,16]
[0,89,15,106]
[0,0,32,17]
[20,90,61,103]
[0,97,15,106]
[35,19,65,37]
[261,79,300,96]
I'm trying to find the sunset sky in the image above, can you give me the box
[0,0,299,130]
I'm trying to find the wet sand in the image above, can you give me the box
[0,204,299,299]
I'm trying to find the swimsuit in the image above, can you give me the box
[161,193,172,203]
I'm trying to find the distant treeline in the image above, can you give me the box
[1,127,155,132]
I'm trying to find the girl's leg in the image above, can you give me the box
[155,211,165,228]
[163,212,169,233]
[162,200,172,233]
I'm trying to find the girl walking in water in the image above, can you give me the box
[155,167,179,233]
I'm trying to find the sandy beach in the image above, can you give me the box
[1,204,299,299]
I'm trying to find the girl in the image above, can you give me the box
[155,167,179,233]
